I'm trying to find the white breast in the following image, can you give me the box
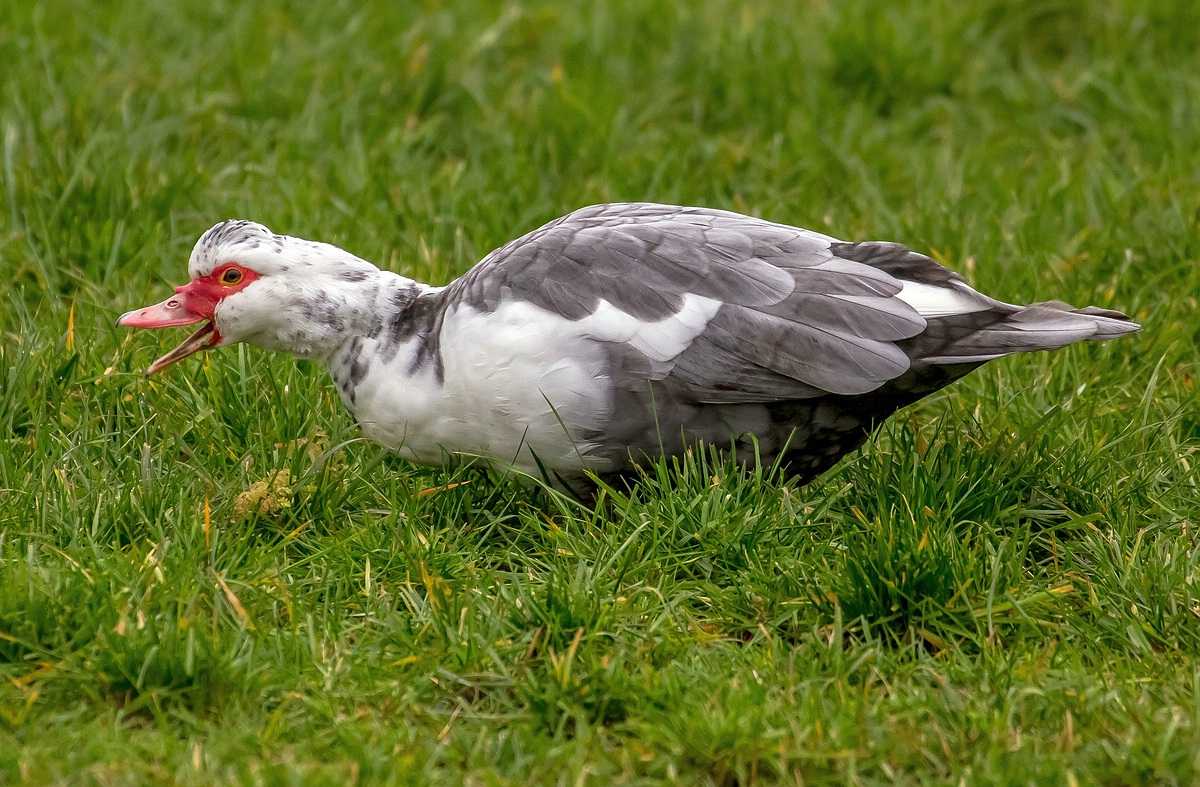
[341,295,722,478]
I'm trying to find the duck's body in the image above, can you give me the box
[119,203,1139,490]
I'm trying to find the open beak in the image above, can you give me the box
[117,292,221,375]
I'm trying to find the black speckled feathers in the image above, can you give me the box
[196,220,284,257]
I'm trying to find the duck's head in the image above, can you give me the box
[118,221,381,373]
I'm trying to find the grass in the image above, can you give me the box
[1,0,1199,782]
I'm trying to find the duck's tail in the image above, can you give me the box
[917,301,1140,365]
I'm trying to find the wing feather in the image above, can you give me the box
[449,203,939,401]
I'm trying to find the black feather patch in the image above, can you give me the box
[830,241,965,287]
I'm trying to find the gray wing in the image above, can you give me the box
[449,203,932,400]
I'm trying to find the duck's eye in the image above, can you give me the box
[220,267,244,285]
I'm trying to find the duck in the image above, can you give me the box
[118,202,1139,492]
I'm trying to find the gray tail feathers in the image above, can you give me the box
[920,301,1140,365]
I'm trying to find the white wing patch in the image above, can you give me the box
[579,294,723,362]
[895,280,991,318]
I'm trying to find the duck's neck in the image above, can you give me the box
[272,271,429,365]
[319,274,445,399]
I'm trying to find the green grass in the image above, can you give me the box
[2,0,1199,782]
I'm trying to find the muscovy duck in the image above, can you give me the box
[118,203,1139,490]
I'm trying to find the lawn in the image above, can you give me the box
[2,0,1199,783]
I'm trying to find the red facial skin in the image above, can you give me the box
[173,263,261,321]
[117,263,261,374]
